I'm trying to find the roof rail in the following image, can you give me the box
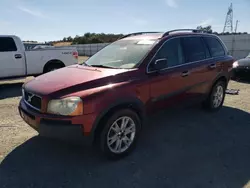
[120,32,161,39]
[162,29,201,37]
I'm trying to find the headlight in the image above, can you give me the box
[22,88,25,98]
[233,61,239,68]
[47,97,83,116]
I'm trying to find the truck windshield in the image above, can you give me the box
[85,39,157,69]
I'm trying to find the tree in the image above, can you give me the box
[197,25,212,33]
[66,36,73,42]
[70,33,124,44]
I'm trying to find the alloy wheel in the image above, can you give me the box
[107,116,136,154]
[212,85,224,108]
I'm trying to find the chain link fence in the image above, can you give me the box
[71,43,109,56]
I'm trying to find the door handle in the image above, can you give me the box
[209,63,216,69]
[181,71,190,77]
[15,54,22,59]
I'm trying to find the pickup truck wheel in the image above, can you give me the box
[99,109,141,159]
[203,81,226,112]
[44,62,64,73]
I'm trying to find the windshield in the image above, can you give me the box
[85,39,157,69]
[247,53,250,58]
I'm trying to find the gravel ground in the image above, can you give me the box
[0,79,250,188]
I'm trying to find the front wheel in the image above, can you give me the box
[99,109,141,159]
[203,81,226,111]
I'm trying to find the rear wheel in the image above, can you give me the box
[99,109,141,159]
[44,62,64,73]
[203,81,226,111]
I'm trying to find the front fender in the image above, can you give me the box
[90,96,145,137]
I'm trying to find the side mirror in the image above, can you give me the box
[153,58,168,71]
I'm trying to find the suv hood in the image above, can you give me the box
[24,65,130,96]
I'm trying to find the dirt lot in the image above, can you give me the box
[0,79,250,188]
[78,55,89,64]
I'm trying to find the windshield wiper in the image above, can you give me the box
[90,65,118,69]
[81,62,92,67]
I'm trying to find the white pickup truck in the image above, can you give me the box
[0,35,78,79]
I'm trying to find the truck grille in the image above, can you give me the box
[24,91,42,110]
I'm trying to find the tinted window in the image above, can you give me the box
[182,37,206,62]
[203,38,211,58]
[0,37,17,52]
[204,37,225,57]
[149,38,184,71]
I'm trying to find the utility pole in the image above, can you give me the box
[235,20,239,33]
[223,3,233,33]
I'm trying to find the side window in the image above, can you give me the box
[149,38,184,71]
[182,37,206,62]
[204,37,225,57]
[0,37,17,52]
[202,38,211,58]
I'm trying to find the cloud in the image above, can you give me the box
[165,0,178,8]
[182,18,214,28]
[133,19,148,26]
[199,18,213,26]
[0,20,11,25]
[18,6,46,18]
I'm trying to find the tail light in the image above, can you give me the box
[73,51,78,59]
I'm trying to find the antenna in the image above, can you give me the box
[223,3,233,33]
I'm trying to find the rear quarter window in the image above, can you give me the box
[204,37,225,57]
[0,37,17,52]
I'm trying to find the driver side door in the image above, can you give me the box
[147,37,193,112]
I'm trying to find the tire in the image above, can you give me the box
[44,62,64,73]
[203,81,226,112]
[99,109,141,159]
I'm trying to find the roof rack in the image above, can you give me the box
[162,29,202,37]
[120,32,161,39]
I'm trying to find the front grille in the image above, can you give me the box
[24,91,42,110]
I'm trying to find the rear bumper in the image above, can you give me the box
[18,99,94,144]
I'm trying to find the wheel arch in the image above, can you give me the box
[43,59,65,73]
[92,97,146,143]
[212,74,229,88]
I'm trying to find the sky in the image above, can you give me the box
[0,0,250,42]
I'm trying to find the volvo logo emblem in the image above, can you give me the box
[27,94,34,102]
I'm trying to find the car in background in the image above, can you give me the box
[33,45,55,50]
[232,53,250,79]
[23,43,53,50]
[0,35,78,80]
[19,29,234,159]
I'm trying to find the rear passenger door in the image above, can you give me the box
[180,36,214,100]
[203,36,227,80]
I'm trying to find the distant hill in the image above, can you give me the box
[53,42,72,46]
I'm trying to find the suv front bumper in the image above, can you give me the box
[19,99,94,144]
[232,66,250,79]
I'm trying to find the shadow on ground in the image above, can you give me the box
[1,106,250,188]
[0,83,23,99]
